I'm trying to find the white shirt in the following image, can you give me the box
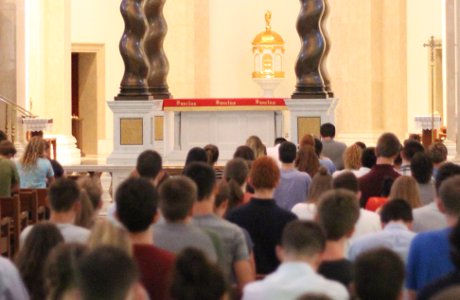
[412,202,447,233]
[291,203,316,221]
[350,208,381,242]
[242,262,348,300]
[20,223,90,247]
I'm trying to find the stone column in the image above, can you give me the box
[144,0,172,99]
[291,0,329,99]
[455,0,460,161]
[116,0,150,100]
[320,0,333,98]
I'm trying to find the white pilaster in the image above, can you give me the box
[455,0,460,161]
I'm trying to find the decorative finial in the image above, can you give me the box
[265,11,272,32]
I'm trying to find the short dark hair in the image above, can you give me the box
[183,162,216,201]
[355,141,366,150]
[159,176,197,222]
[320,123,335,138]
[78,246,139,300]
[380,199,413,223]
[361,147,377,169]
[204,144,219,165]
[428,142,448,164]
[410,152,433,184]
[332,172,359,193]
[77,177,102,210]
[354,248,404,300]
[435,163,460,193]
[274,137,287,146]
[439,175,460,217]
[376,133,401,158]
[278,141,297,163]
[317,189,360,240]
[116,177,158,233]
[314,138,323,157]
[281,221,326,257]
[402,139,424,161]
[136,150,162,180]
[250,157,280,190]
[49,179,81,212]
[0,140,16,156]
[185,147,208,167]
[233,145,255,161]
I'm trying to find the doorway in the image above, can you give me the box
[71,44,105,157]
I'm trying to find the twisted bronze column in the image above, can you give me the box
[320,0,333,97]
[116,0,150,100]
[144,0,172,99]
[291,0,329,99]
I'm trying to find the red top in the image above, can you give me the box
[133,244,175,300]
[359,164,400,207]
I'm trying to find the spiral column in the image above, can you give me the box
[291,0,328,99]
[116,0,150,100]
[320,0,333,97]
[144,0,171,99]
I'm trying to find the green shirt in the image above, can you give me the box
[0,157,19,197]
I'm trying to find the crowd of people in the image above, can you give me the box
[0,123,458,299]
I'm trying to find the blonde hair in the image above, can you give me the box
[388,176,422,209]
[21,137,46,170]
[343,144,362,170]
[87,220,132,256]
[245,135,266,159]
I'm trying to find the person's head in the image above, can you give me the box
[49,178,81,213]
[185,147,208,167]
[299,134,315,148]
[320,123,335,138]
[354,248,404,300]
[16,223,64,300]
[410,152,433,184]
[224,158,249,210]
[361,147,377,169]
[21,136,47,169]
[295,145,320,178]
[44,243,88,300]
[428,142,448,166]
[439,175,460,218]
[375,133,401,159]
[204,144,219,166]
[116,177,159,233]
[245,135,265,159]
[183,162,216,201]
[401,139,424,162]
[233,145,255,162]
[316,189,360,241]
[388,176,421,209]
[159,176,197,222]
[408,133,422,143]
[77,177,103,211]
[449,219,460,269]
[78,246,139,300]
[214,180,230,217]
[0,130,7,142]
[297,294,333,300]
[136,150,162,180]
[355,141,366,150]
[0,140,16,158]
[87,220,132,256]
[332,171,359,194]
[380,199,413,225]
[74,190,95,229]
[279,221,326,264]
[249,156,280,191]
[435,163,460,194]
[314,138,323,157]
[343,144,362,170]
[307,167,333,203]
[278,141,297,164]
[274,137,287,146]
[171,248,228,300]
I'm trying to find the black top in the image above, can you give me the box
[226,198,297,275]
[318,259,354,288]
[417,271,460,300]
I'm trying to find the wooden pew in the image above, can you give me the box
[20,188,49,221]
[19,190,38,226]
[0,195,20,258]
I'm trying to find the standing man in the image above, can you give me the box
[320,123,347,170]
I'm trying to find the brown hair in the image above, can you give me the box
[295,145,320,177]
[159,176,197,222]
[343,144,362,170]
[87,220,132,256]
[249,156,280,190]
[307,167,333,203]
[299,134,315,148]
[20,137,47,170]
[0,140,16,156]
[245,135,266,159]
[388,176,421,209]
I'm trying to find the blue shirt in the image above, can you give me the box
[273,169,311,211]
[406,227,454,291]
[348,222,415,263]
[319,158,336,174]
[16,158,54,188]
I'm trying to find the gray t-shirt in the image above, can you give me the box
[192,214,249,278]
[322,140,347,170]
[153,222,218,262]
[20,223,90,247]
[273,169,311,211]
[418,181,436,206]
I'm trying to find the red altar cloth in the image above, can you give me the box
[162,98,286,111]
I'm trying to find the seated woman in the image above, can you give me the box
[16,137,54,188]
